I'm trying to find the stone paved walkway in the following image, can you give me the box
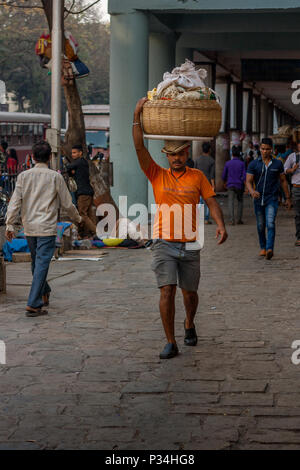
[1,196,300,450]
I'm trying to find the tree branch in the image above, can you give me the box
[64,0,74,19]
[64,0,101,15]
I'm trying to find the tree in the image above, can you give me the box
[0,0,105,155]
[41,0,103,157]
[0,3,51,112]
[0,5,110,114]
[1,0,116,208]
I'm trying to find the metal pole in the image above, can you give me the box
[50,0,62,170]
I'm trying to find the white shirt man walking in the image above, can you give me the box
[6,140,82,317]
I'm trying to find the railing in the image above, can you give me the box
[0,164,24,198]
[0,164,24,225]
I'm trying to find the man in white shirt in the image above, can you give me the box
[6,141,82,317]
[284,140,300,246]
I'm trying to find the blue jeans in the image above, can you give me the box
[26,236,56,308]
[254,200,279,251]
[200,197,210,221]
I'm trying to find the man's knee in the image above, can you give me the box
[181,288,198,302]
[160,285,176,300]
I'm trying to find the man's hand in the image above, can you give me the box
[251,190,260,199]
[5,231,14,242]
[292,163,299,173]
[76,217,84,228]
[285,198,292,210]
[216,227,228,245]
[134,97,148,120]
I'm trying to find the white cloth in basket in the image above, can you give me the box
[156,59,207,97]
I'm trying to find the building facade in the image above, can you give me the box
[108,0,300,207]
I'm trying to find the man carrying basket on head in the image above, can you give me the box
[133,98,228,360]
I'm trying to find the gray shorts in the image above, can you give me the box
[151,240,201,292]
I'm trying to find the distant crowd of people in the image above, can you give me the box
[192,137,300,262]
[0,141,19,173]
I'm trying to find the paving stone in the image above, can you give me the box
[1,200,300,449]
[171,393,220,405]
[220,393,274,407]
[121,381,169,394]
[247,430,300,444]
[172,405,242,416]
[277,394,300,407]
[169,381,219,393]
[257,417,300,430]
[221,380,268,393]
[86,427,136,443]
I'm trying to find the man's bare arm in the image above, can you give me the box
[280,173,292,209]
[205,196,228,244]
[132,98,153,172]
[246,173,260,199]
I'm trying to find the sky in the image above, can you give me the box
[98,0,110,22]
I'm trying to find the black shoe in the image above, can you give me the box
[159,343,178,359]
[266,249,273,260]
[184,320,198,346]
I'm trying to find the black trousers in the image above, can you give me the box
[292,187,300,240]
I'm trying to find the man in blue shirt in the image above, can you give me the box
[246,138,291,260]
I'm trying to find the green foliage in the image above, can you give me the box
[0,0,110,113]
[65,17,110,106]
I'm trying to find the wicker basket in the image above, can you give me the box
[271,135,288,145]
[142,100,222,137]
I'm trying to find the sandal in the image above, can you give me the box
[42,293,50,306]
[26,306,48,317]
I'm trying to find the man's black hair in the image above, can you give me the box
[32,140,51,162]
[72,144,83,152]
[261,138,273,148]
[0,141,8,151]
[202,142,211,154]
[231,145,241,157]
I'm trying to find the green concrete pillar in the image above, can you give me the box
[110,11,149,210]
[147,32,176,211]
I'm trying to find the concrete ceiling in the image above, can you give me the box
[150,11,300,122]
[202,50,300,120]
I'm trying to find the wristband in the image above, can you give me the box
[132,122,141,126]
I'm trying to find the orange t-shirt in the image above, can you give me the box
[144,160,215,242]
